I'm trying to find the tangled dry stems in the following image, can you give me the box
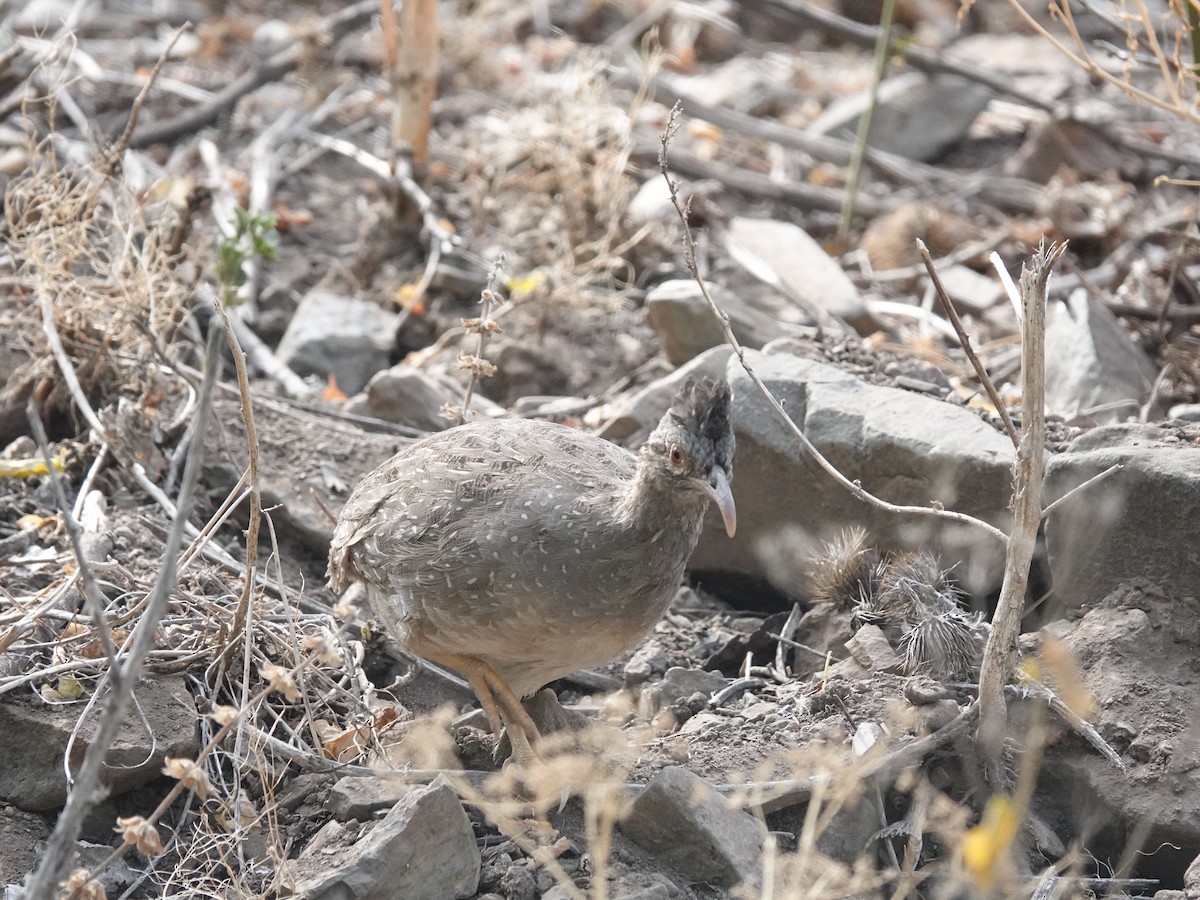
[5,135,194,431]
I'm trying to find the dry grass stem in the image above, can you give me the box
[917,239,1019,448]
[1003,0,1200,126]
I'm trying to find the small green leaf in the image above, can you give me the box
[58,675,83,700]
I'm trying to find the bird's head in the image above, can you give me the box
[642,376,737,537]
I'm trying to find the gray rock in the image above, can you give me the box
[645,280,786,366]
[291,775,480,900]
[844,624,902,673]
[691,350,1015,598]
[204,396,405,554]
[598,346,733,445]
[0,806,49,885]
[347,365,502,432]
[620,766,764,889]
[934,265,1005,314]
[650,667,728,709]
[327,776,412,821]
[1044,424,1200,612]
[793,604,854,675]
[815,802,881,867]
[724,218,876,334]
[1168,403,1200,422]
[277,291,396,395]
[613,886,671,900]
[808,72,993,163]
[1186,848,1200,898]
[1045,290,1156,424]
[1155,891,1188,900]
[74,841,140,896]
[626,175,678,227]
[917,698,962,733]
[0,674,199,811]
[623,640,669,685]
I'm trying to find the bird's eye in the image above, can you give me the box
[669,445,686,466]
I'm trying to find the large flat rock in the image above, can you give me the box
[691,349,1015,598]
[1044,424,1200,612]
[0,674,198,811]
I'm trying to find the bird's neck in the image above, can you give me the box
[615,463,709,541]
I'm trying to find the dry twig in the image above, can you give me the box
[917,240,1019,448]
[976,241,1066,789]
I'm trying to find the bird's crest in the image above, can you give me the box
[669,376,733,445]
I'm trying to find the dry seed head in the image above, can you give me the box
[162,757,213,799]
[806,527,878,609]
[303,630,342,666]
[64,870,105,900]
[260,662,301,701]
[115,815,164,856]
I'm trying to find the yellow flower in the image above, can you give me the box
[962,795,1020,890]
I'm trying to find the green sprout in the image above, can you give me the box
[216,208,279,306]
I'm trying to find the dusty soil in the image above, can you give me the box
[3,0,1200,897]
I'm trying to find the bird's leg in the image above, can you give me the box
[417,649,543,757]
[471,665,545,766]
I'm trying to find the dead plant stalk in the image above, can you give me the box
[976,242,1066,789]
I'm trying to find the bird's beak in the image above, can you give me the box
[698,467,737,538]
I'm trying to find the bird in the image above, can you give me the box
[327,376,737,762]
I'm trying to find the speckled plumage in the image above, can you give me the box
[328,377,736,709]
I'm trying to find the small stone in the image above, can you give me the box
[498,864,537,900]
[327,775,412,821]
[741,701,775,722]
[624,640,669,685]
[620,766,764,889]
[650,667,728,709]
[808,72,993,164]
[613,886,671,900]
[1045,289,1156,425]
[933,264,1004,314]
[918,699,961,733]
[276,291,396,395]
[1184,847,1200,897]
[724,218,875,334]
[844,625,903,673]
[679,712,729,735]
[904,677,951,707]
[645,280,781,366]
[349,365,501,432]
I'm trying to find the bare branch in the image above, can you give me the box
[976,241,1067,789]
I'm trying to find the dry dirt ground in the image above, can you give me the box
[3,0,1200,898]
